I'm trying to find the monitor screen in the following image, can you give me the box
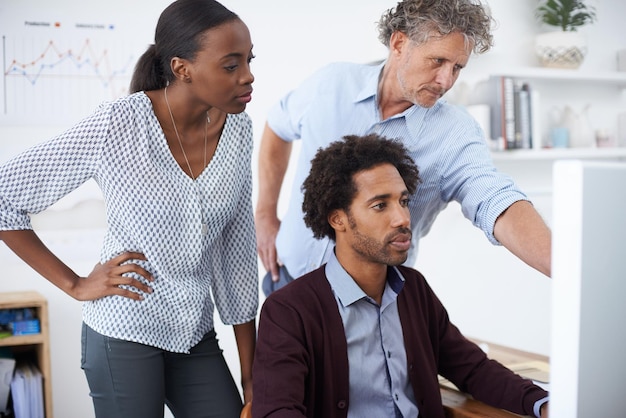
[550,160,626,417]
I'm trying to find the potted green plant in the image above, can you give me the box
[534,0,597,69]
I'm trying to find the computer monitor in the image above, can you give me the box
[550,160,626,417]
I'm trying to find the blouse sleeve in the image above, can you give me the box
[209,114,259,325]
[0,104,110,231]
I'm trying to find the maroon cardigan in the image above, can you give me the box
[252,265,547,418]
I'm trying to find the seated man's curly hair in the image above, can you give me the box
[302,134,421,241]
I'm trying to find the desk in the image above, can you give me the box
[440,339,549,418]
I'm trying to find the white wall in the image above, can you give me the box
[1,0,625,417]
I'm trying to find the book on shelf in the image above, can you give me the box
[503,76,516,150]
[515,82,532,150]
[530,88,542,150]
[471,75,539,151]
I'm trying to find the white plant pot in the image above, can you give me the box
[535,31,588,69]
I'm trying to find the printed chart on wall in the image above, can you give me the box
[1,2,152,126]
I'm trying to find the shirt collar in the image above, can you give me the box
[354,60,440,133]
[325,248,405,307]
[354,61,385,104]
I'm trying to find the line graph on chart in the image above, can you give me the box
[6,36,132,95]
[2,34,137,125]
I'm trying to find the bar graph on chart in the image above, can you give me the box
[1,4,150,126]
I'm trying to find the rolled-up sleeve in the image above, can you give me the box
[436,110,528,245]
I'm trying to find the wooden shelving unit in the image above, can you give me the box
[0,291,53,418]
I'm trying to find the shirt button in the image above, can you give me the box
[387,351,391,358]
[395,393,399,401]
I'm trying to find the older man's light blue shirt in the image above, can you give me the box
[269,61,527,278]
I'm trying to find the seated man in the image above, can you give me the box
[252,134,549,418]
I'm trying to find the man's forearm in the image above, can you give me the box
[493,200,552,277]
[256,123,292,217]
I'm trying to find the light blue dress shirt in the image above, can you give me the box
[325,252,419,418]
[269,61,527,278]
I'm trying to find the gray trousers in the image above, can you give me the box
[81,323,242,418]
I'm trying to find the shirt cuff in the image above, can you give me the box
[533,395,549,417]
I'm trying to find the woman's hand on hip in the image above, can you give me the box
[72,251,154,301]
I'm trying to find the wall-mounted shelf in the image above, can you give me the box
[491,147,626,162]
[490,67,626,87]
[475,67,626,153]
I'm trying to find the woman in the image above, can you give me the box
[0,0,257,416]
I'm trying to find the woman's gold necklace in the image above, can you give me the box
[164,85,210,235]
[163,85,209,179]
